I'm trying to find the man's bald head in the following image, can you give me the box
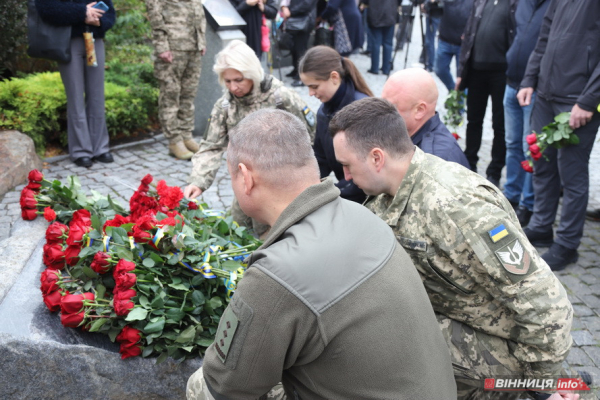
[381,68,439,136]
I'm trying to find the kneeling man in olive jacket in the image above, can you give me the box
[186,109,456,400]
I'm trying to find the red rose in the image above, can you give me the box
[188,201,198,210]
[21,208,38,220]
[43,207,57,222]
[529,144,541,154]
[451,132,460,140]
[114,291,136,316]
[28,169,44,182]
[61,292,94,314]
[46,222,69,244]
[103,215,130,232]
[132,227,152,244]
[521,160,534,173]
[119,342,142,359]
[40,269,61,295]
[43,243,66,269]
[43,290,63,312]
[116,325,142,344]
[136,213,158,231]
[64,245,81,266]
[115,272,137,291]
[66,222,92,246]
[141,174,153,186]
[113,259,136,278]
[61,311,85,328]
[20,188,38,209]
[526,133,537,145]
[25,181,42,192]
[531,151,542,161]
[91,252,112,274]
[71,209,92,227]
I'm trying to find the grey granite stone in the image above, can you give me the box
[567,347,595,366]
[572,330,599,346]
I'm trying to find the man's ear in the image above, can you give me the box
[371,148,385,173]
[239,163,254,195]
[414,101,428,121]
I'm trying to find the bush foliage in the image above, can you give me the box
[0,0,157,155]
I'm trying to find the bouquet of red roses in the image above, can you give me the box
[29,171,261,362]
[521,112,579,173]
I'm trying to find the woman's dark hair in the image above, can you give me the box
[299,46,374,97]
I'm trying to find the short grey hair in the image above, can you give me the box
[227,109,319,186]
[213,40,264,95]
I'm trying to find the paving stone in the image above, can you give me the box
[572,330,599,346]
[582,346,600,367]
[580,274,599,285]
[581,317,600,333]
[574,305,596,317]
[6,208,19,217]
[581,295,600,310]
[567,347,595,366]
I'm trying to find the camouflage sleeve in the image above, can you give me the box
[144,0,169,54]
[444,191,572,378]
[188,102,228,190]
[280,87,316,143]
[197,0,206,51]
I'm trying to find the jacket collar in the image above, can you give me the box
[410,112,442,147]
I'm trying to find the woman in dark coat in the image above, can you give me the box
[299,46,373,203]
[36,0,116,168]
[319,0,363,53]
[229,0,277,59]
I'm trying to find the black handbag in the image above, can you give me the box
[276,24,294,51]
[314,26,334,48]
[27,0,72,63]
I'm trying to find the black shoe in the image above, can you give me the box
[367,69,379,75]
[541,243,578,271]
[516,205,533,227]
[93,152,114,163]
[291,79,304,87]
[508,200,519,210]
[487,176,500,188]
[585,208,600,221]
[578,370,593,386]
[360,50,371,56]
[523,227,554,247]
[285,70,298,78]
[74,157,93,168]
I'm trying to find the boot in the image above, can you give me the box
[168,141,193,160]
[183,138,200,153]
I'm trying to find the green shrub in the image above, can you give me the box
[0,0,28,78]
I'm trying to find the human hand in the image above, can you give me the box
[569,104,593,130]
[184,185,203,199]
[246,0,259,5]
[85,2,104,26]
[201,48,206,56]
[257,0,264,12]
[548,391,579,400]
[281,6,291,18]
[158,51,173,63]
[454,77,461,91]
[517,87,534,107]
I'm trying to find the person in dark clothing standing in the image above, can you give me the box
[229,0,277,59]
[383,68,470,168]
[281,0,318,87]
[421,0,443,72]
[299,46,373,203]
[456,0,517,187]
[435,0,473,92]
[518,0,600,271]
[318,0,363,54]
[36,0,116,168]
[360,0,401,76]
[503,0,550,227]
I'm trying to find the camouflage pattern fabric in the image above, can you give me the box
[186,368,287,400]
[188,76,316,191]
[366,147,573,381]
[154,50,202,143]
[145,0,206,54]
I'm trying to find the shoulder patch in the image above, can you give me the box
[213,306,239,363]
[303,106,315,127]
[494,238,531,277]
[489,224,509,243]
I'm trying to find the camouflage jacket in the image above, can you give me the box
[366,147,573,378]
[188,76,316,190]
[145,0,206,54]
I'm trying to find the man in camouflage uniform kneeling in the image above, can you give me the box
[330,98,583,400]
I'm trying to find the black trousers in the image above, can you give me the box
[464,69,506,180]
[528,96,600,250]
[289,30,310,78]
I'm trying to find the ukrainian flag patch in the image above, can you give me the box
[489,224,509,243]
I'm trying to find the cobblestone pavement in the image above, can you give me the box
[1,18,599,396]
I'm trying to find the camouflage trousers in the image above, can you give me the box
[230,197,270,238]
[186,367,287,399]
[437,314,593,400]
[154,50,202,144]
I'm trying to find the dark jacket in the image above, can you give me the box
[319,0,363,51]
[36,0,116,39]
[229,0,277,58]
[288,0,319,32]
[457,0,517,89]
[438,0,473,46]
[315,79,367,203]
[520,0,600,111]
[505,0,550,88]
[360,0,401,28]
[412,113,470,169]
